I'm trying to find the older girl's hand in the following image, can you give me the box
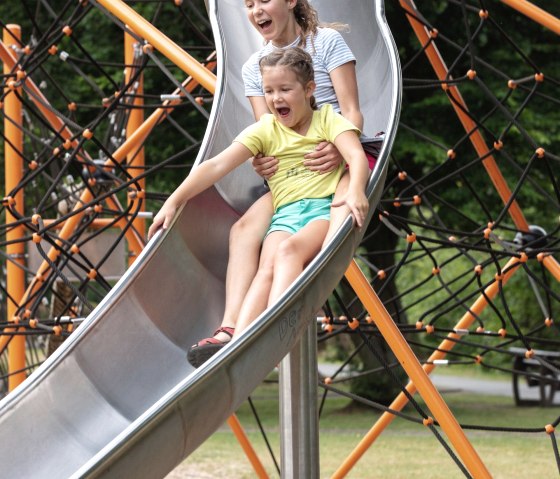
[252,152,278,180]
[303,141,343,173]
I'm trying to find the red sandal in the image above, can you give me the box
[187,326,235,368]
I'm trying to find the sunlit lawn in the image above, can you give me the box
[167,375,559,478]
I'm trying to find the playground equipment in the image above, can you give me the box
[1,0,559,477]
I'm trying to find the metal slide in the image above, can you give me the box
[0,1,400,477]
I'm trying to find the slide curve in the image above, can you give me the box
[0,1,401,477]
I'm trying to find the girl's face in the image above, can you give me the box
[244,0,298,46]
[262,65,315,134]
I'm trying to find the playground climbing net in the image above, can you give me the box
[0,0,559,477]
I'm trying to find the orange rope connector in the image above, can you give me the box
[31,214,41,225]
[88,178,97,187]
[429,28,438,39]
[174,0,184,5]
[493,140,503,150]
[16,70,26,81]
[398,171,407,181]
[507,80,517,90]
[518,252,528,263]
[10,316,20,325]
[535,73,544,82]
[544,318,553,327]
[479,9,489,19]
[441,82,449,91]
[498,328,507,338]
[23,45,32,55]
[495,273,503,282]
[23,309,31,319]
[466,69,476,80]
[406,232,416,243]
[87,269,98,280]
[68,102,77,111]
[377,269,386,280]
[432,266,440,275]
[545,424,555,435]
[365,315,374,324]
[483,227,492,240]
[415,321,423,330]
[70,244,80,254]
[348,318,360,330]
[323,324,333,333]
[474,264,483,275]
[53,147,61,156]
[48,45,58,55]
[32,233,42,243]
[142,43,154,54]
[7,80,17,90]
[324,377,333,385]
[52,325,63,336]
[29,319,38,328]
[423,417,434,426]
[2,196,15,206]
[339,315,348,322]
[320,316,329,324]
[447,149,456,160]
[413,195,421,205]
[195,96,204,105]
[102,97,112,108]
[62,139,72,150]
[448,235,456,242]
[62,25,73,36]
[29,160,38,170]
[82,128,94,139]
[425,324,435,334]
[475,354,482,364]
[476,326,485,333]
[535,147,545,158]
[93,204,103,213]
[393,198,401,208]
[524,349,535,359]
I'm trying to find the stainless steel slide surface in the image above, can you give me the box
[0,1,401,477]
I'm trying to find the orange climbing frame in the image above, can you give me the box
[342,260,492,479]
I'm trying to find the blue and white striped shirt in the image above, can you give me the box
[242,27,356,114]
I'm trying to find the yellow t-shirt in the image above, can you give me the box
[234,104,360,211]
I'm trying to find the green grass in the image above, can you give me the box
[166,376,559,478]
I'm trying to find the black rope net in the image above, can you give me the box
[0,0,559,476]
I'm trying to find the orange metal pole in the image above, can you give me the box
[542,255,560,282]
[125,31,146,264]
[227,415,270,479]
[400,0,529,232]
[3,24,26,390]
[500,0,560,35]
[333,256,521,478]
[95,0,216,93]
[343,260,492,478]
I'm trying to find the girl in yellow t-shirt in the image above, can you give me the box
[149,48,369,354]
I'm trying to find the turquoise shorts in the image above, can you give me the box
[267,196,333,236]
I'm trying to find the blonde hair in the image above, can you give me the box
[293,0,348,48]
[259,48,318,110]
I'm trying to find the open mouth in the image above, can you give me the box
[277,107,290,118]
[258,19,272,30]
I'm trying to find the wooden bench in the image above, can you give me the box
[509,347,560,406]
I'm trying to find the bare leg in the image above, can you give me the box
[268,220,329,305]
[213,192,273,342]
[232,230,290,338]
[322,172,351,248]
